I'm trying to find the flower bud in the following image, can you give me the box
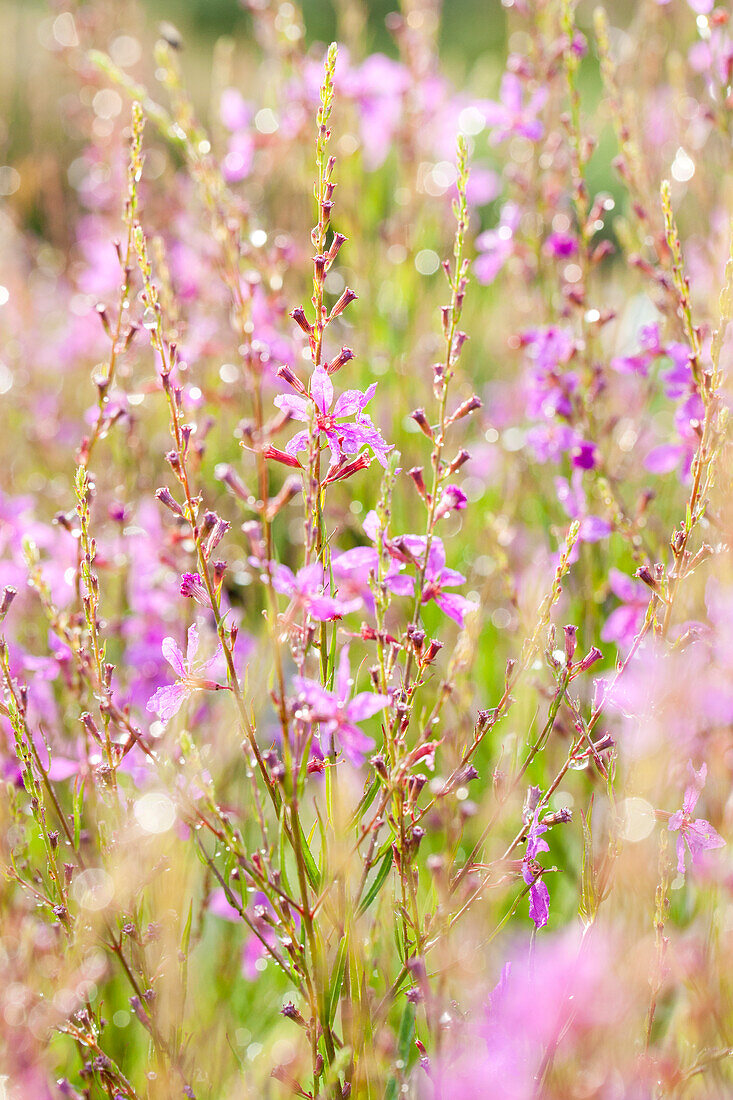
[290,306,312,335]
[330,286,357,319]
[276,364,306,394]
[410,408,433,438]
[326,346,354,374]
[447,394,482,424]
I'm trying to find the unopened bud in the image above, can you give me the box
[330,287,357,319]
[261,445,302,469]
[290,307,312,335]
[635,564,658,591]
[281,1002,306,1028]
[326,232,347,264]
[422,639,443,665]
[448,449,470,473]
[154,485,185,517]
[447,394,482,424]
[577,646,602,672]
[215,464,249,501]
[277,364,306,394]
[0,586,17,621]
[326,346,354,374]
[410,408,433,438]
[408,466,428,500]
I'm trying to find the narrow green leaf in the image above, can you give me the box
[315,803,328,877]
[348,777,379,830]
[73,778,85,850]
[579,798,596,925]
[385,1000,416,1100]
[279,805,295,899]
[397,999,416,1062]
[357,845,393,916]
[299,820,320,889]
[180,899,194,956]
[327,933,349,1027]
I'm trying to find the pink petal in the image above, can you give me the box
[274,394,309,421]
[161,636,186,678]
[310,367,333,414]
[146,682,188,722]
[185,623,200,663]
[347,692,390,722]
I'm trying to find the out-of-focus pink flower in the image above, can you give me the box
[341,53,410,169]
[668,761,725,875]
[438,927,623,1099]
[570,439,597,470]
[689,28,733,90]
[555,470,611,545]
[474,202,521,285]
[146,625,222,722]
[330,546,412,615]
[543,231,578,258]
[483,73,548,144]
[220,88,252,131]
[611,323,663,376]
[601,568,648,649]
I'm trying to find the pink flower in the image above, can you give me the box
[474,202,521,285]
[522,811,550,929]
[434,484,468,521]
[331,546,412,615]
[543,231,578,259]
[275,366,391,467]
[293,647,389,766]
[601,568,648,650]
[483,73,548,144]
[668,762,725,876]
[146,625,222,722]
[555,470,611,545]
[180,572,209,606]
[271,561,361,621]
[420,539,478,627]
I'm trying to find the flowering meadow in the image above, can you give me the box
[3,0,733,1096]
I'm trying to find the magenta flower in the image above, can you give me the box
[331,546,413,615]
[180,572,209,606]
[434,484,469,521]
[543,231,578,259]
[293,647,389,765]
[522,811,550,929]
[146,625,222,722]
[331,547,379,613]
[668,762,725,876]
[275,366,391,467]
[601,569,648,650]
[483,72,548,144]
[523,326,578,422]
[420,539,478,627]
[271,561,360,621]
[570,439,597,470]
